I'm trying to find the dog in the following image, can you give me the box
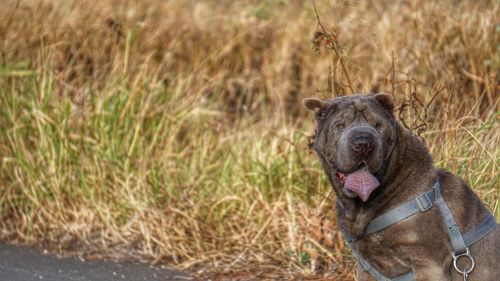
[303,93,499,281]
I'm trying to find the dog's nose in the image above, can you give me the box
[352,137,374,157]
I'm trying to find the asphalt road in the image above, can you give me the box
[0,243,193,281]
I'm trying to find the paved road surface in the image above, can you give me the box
[0,243,193,281]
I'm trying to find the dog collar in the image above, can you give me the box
[340,179,498,281]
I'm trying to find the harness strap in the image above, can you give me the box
[364,186,436,238]
[343,234,416,281]
[433,183,467,254]
[463,213,498,246]
[356,253,391,281]
[392,272,415,281]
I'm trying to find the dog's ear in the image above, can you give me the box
[374,93,394,112]
[302,98,327,113]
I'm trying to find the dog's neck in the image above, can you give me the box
[336,124,436,238]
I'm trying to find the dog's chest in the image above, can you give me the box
[356,232,409,275]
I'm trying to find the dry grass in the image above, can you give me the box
[0,0,498,279]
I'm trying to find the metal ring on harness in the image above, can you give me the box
[452,248,475,275]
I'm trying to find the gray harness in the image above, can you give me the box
[341,180,498,281]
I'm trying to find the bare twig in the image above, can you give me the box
[330,51,337,97]
[312,0,355,95]
[391,52,396,95]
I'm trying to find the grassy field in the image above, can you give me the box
[0,0,498,279]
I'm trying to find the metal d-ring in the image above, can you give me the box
[452,248,475,279]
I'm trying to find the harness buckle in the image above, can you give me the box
[415,193,432,211]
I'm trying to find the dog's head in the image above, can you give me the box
[303,94,398,202]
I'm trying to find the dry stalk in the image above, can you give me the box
[312,0,355,95]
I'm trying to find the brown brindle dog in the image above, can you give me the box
[303,93,499,281]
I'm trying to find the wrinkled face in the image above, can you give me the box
[304,94,398,202]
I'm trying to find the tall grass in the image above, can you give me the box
[0,0,498,279]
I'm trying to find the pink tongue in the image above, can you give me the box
[345,168,380,202]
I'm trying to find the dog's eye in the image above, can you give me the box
[336,122,345,130]
[375,122,382,129]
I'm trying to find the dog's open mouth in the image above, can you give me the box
[336,164,380,202]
